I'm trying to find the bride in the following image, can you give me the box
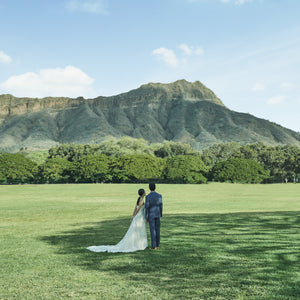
[87,188,148,253]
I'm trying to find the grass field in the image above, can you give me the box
[1,183,300,299]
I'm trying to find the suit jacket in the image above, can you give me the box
[145,191,163,220]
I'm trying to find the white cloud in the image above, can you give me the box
[188,0,252,4]
[179,44,204,56]
[179,44,193,55]
[0,51,12,64]
[267,95,287,105]
[66,0,107,14]
[252,83,265,92]
[0,66,95,98]
[152,47,179,67]
[194,47,204,55]
[220,0,252,4]
[281,82,294,90]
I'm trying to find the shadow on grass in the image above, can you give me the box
[41,211,300,299]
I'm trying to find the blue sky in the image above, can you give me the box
[1,0,300,132]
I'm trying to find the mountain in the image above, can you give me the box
[0,79,300,152]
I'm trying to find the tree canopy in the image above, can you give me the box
[210,158,270,183]
[0,153,37,184]
[1,138,300,184]
[164,155,208,183]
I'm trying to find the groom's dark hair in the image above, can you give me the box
[149,183,156,191]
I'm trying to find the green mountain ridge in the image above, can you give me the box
[0,79,299,152]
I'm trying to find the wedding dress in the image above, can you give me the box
[87,205,148,253]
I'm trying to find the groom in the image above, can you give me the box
[145,183,163,250]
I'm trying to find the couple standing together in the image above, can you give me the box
[87,183,163,253]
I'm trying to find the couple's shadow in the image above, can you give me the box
[40,211,300,262]
[40,212,300,297]
[40,215,200,271]
[40,215,189,283]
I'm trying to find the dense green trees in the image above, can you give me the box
[1,138,300,184]
[110,155,166,183]
[232,143,300,182]
[37,157,73,183]
[0,153,37,184]
[48,143,100,161]
[201,142,241,168]
[210,158,270,183]
[164,155,208,183]
[154,141,199,158]
[72,154,111,183]
[46,137,199,159]
[98,137,154,157]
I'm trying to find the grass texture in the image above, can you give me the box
[1,183,300,299]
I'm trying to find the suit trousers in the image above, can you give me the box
[149,217,160,248]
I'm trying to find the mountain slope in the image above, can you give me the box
[0,79,299,152]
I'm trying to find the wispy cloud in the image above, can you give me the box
[187,0,253,4]
[280,82,294,90]
[179,44,192,55]
[0,51,12,64]
[221,0,252,4]
[179,44,204,56]
[0,66,95,98]
[65,0,107,14]
[152,48,179,67]
[152,44,204,67]
[267,95,287,105]
[252,83,265,92]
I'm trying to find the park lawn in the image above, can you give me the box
[0,183,300,299]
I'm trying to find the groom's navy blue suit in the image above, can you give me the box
[145,191,163,248]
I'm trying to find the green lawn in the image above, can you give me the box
[1,183,300,299]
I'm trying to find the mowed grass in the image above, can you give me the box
[1,183,300,299]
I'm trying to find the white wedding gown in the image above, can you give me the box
[87,206,148,253]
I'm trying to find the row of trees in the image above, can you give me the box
[46,138,300,183]
[202,142,300,183]
[0,153,209,184]
[1,138,300,184]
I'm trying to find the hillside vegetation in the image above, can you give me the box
[1,80,299,152]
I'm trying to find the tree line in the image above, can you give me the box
[1,137,300,184]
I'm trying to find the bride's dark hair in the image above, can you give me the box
[137,188,145,205]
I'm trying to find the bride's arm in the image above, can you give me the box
[131,205,138,222]
[131,197,144,221]
[134,200,144,215]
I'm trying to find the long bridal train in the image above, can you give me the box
[87,207,148,253]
